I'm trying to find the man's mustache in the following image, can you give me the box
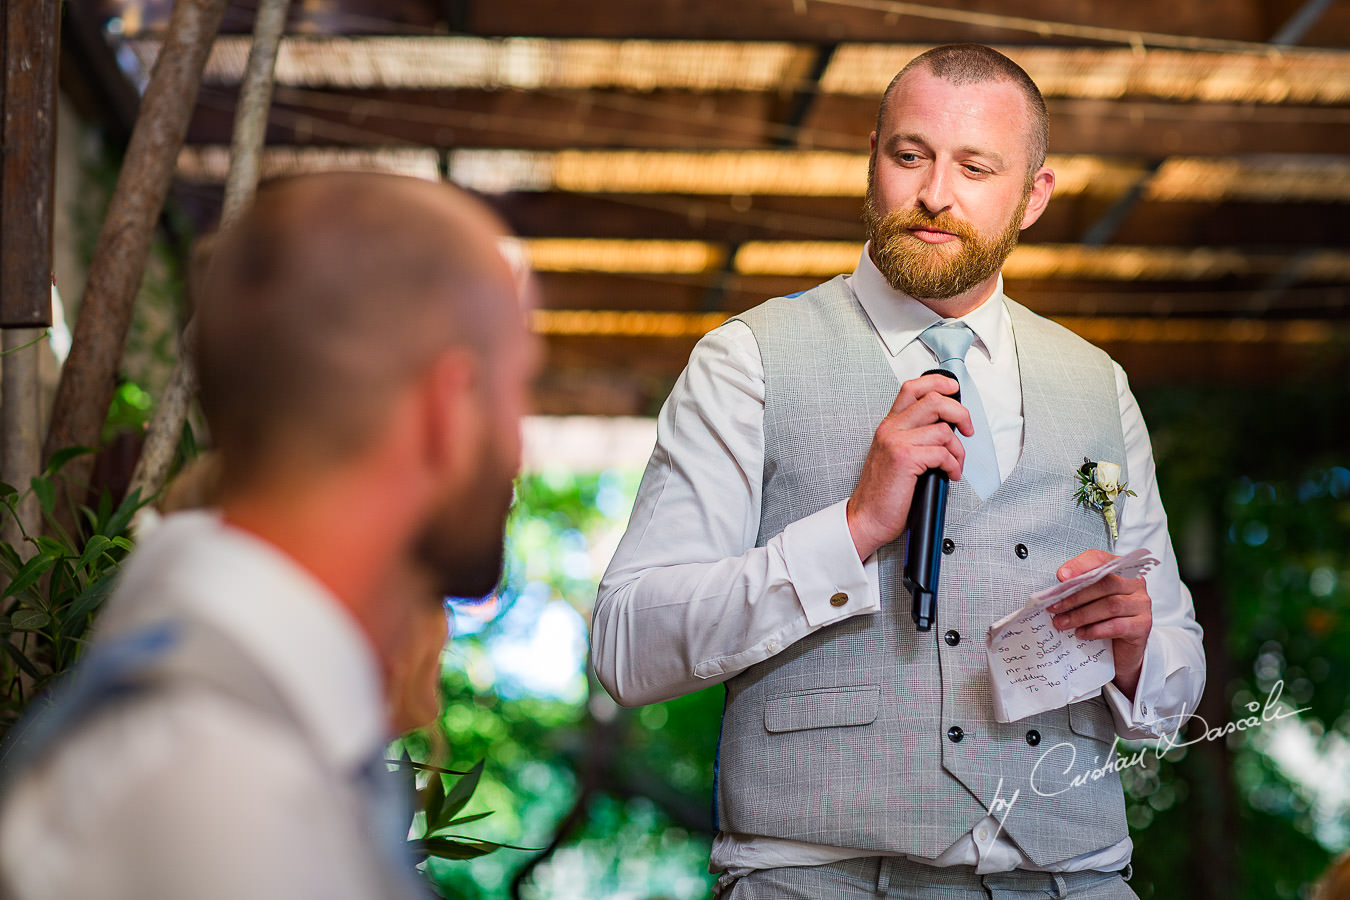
[879,208,980,243]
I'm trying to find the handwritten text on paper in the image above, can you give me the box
[985,549,1158,723]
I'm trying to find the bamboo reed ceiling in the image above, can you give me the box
[74,0,1350,412]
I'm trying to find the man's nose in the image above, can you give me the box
[916,165,953,216]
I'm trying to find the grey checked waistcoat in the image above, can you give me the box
[719,276,1130,866]
[0,620,427,900]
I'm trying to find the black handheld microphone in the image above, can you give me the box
[903,368,959,632]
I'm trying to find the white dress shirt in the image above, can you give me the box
[594,249,1206,875]
[0,511,407,900]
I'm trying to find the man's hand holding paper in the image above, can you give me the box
[1050,548,1157,699]
[986,549,1160,723]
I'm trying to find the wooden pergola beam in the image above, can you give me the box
[155,0,1350,47]
[802,96,1350,156]
[173,84,1350,157]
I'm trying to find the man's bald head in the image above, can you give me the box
[196,171,526,489]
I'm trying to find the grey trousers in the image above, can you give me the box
[719,857,1139,900]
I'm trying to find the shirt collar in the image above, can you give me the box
[846,243,1009,364]
[109,511,389,772]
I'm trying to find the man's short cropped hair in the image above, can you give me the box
[876,43,1050,173]
[195,171,514,489]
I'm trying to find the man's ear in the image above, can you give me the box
[1019,166,1056,230]
[419,348,481,480]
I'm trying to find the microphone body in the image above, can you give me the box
[903,368,959,631]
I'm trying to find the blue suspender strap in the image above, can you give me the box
[0,621,182,787]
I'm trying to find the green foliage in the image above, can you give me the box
[1125,381,1350,899]
[398,755,523,869]
[103,380,156,442]
[0,452,146,735]
[425,470,717,900]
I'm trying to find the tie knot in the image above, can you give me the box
[919,322,977,365]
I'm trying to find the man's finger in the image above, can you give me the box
[889,387,974,438]
[1073,615,1150,642]
[871,422,966,478]
[1047,574,1143,614]
[1051,591,1143,629]
[1055,549,1117,582]
[890,372,961,415]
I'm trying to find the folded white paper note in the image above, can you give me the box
[985,548,1159,723]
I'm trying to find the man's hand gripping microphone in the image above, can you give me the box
[903,369,959,631]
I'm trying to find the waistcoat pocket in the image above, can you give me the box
[763,684,880,733]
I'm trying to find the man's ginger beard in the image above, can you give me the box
[863,178,1031,301]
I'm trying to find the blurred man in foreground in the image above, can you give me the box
[0,172,538,899]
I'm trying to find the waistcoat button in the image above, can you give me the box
[1025,729,1041,746]
[942,538,955,555]
[1015,544,1029,559]
[944,630,960,646]
[947,725,964,743]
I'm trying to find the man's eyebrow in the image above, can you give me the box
[884,132,929,153]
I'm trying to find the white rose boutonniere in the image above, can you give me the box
[1074,458,1136,543]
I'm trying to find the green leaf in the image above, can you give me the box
[414,836,502,861]
[83,490,113,534]
[2,550,56,600]
[104,488,145,538]
[43,446,93,478]
[33,536,70,558]
[400,759,473,777]
[0,541,23,575]
[0,481,17,499]
[37,502,75,550]
[76,535,115,572]
[1,639,43,679]
[10,609,50,632]
[42,559,75,610]
[433,760,484,831]
[29,478,54,516]
[422,769,446,822]
[438,811,493,828]
[60,584,110,633]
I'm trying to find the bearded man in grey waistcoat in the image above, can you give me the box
[594,43,1205,900]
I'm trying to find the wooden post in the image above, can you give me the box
[220,0,290,228]
[1,0,60,546]
[127,0,291,503]
[1,329,43,547]
[42,0,228,511]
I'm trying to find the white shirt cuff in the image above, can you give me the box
[782,500,878,627]
[1102,629,1186,740]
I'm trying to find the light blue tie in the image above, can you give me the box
[918,322,1001,499]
